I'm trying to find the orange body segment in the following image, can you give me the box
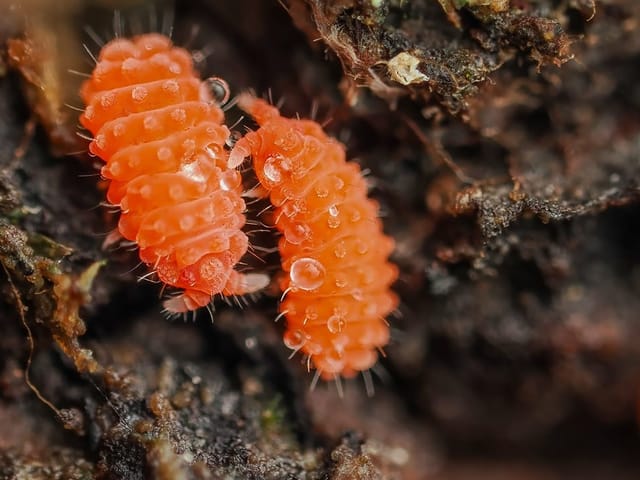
[231,94,399,379]
[80,34,265,312]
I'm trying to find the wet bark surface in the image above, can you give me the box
[1,0,639,478]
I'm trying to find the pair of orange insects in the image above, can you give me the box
[80,33,398,387]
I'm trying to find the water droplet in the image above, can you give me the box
[289,258,325,290]
[351,289,364,301]
[169,62,182,74]
[204,77,230,104]
[219,170,241,191]
[333,177,345,190]
[263,156,283,183]
[333,241,347,258]
[350,210,361,222]
[327,315,345,334]
[356,240,368,255]
[328,205,339,217]
[283,329,307,349]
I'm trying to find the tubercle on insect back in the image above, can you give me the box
[230,94,399,380]
[79,33,268,313]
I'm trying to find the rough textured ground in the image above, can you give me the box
[1,0,639,478]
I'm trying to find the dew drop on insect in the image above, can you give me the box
[327,314,345,334]
[351,288,364,301]
[169,62,182,75]
[283,329,307,349]
[290,257,325,290]
[350,210,361,222]
[328,205,339,217]
[333,241,347,258]
[263,156,283,183]
[204,77,230,105]
[219,170,241,191]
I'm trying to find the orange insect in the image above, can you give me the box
[230,95,398,384]
[79,34,267,313]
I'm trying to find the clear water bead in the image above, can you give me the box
[263,155,285,183]
[283,329,307,349]
[289,258,326,291]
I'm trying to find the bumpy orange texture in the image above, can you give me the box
[230,95,398,379]
[80,34,265,312]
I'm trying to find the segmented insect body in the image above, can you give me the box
[80,34,266,313]
[230,95,398,379]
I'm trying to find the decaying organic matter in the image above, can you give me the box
[1,0,639,479]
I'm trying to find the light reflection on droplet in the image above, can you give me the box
[289,258,325,290]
